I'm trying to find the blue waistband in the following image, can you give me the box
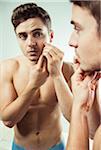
[49,141,65,150]
[12,141,25,150]
[12,140,65,150]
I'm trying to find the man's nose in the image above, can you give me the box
[27,35,37,47]
[68,32,78,48]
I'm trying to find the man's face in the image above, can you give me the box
[69,4,101,72]
[16,17,52,62]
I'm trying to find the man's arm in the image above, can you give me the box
[0,56,48,127]
[53,63,74,121]
[0,61,37,127]
[43,43,74,121]
[87,99,100,139]
[66,68,99,150]
[93,125,101,150]
[66,101,89,150]
[93,78,101,149]
[87,76,100,139]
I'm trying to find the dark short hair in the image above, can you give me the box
[11,3,51,31]
[70,0,101,37]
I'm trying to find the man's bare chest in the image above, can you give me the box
[13,70,57,106]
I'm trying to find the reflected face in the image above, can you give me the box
[69,4,101,72]
[16,18,52,62]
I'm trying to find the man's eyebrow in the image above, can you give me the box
[31,28,43,32]
[17,32,27,36]
[18,32,26,34]
[17,28,43,35]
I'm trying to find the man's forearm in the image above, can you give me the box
[53,73,73,121]
[1,83,37,127]
[67,102,89,150]
[93,125,101,150]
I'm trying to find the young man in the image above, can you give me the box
[0,3,73,150]
[67,1,101,149]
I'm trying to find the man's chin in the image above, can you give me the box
[80,64,101,74]
[28,55,39,61]
[27,57,38,64]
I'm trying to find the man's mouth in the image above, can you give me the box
[29,52,37,56]
[73,55,80,64]
[27,48,39,56]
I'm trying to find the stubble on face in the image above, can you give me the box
[71,4,101,73]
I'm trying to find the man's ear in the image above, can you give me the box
[49,30,54,43]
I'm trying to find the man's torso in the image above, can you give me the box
[5,56,63,149]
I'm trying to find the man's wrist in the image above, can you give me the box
[52,71,63,79]
[72,101,87,117]
[24,82,38,93]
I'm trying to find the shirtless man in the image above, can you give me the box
[66,1,101,149]
[0,3,73,150]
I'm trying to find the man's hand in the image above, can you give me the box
[71,68,98,113]
[28,55,49,89]
[43,43,64,78]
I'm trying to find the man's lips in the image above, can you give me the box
[27,49,38,53]
[28,52,37,56]
[73,55,80,64]
[27,49,39,55]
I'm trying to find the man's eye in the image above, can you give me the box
[33,32,44,38]
[18,33,27,40]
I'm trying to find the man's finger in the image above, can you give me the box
[37,55,45,69]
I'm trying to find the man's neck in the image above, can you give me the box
[23,56,38,67]
[85,70,101,78]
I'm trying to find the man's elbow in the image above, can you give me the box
[63,110,71,122]
[3,121,15,128]
[0,111,15,128]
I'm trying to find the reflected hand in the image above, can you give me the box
[28,55,49,89]
[43,43,64,78]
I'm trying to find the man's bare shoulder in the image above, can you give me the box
[0,56,21,79]
[62,61,74,82]
[1,57,19,69]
